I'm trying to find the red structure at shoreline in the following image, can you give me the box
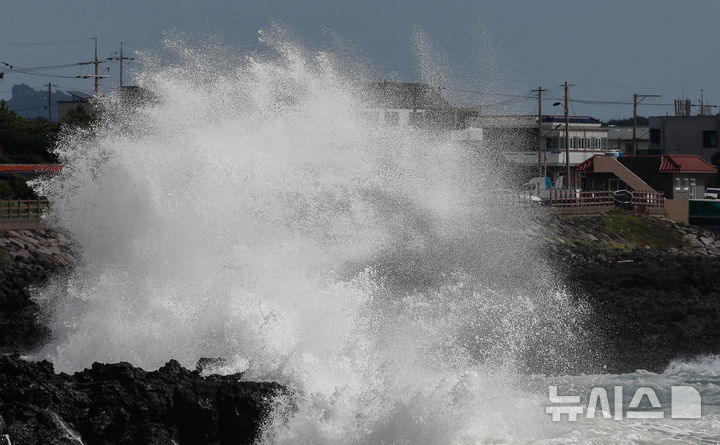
[0,164,63,178]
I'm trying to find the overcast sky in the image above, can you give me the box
[1,0,718,120]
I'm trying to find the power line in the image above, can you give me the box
[10,62,99,71]
[551,97,673,106]
[0,38,93,46]
[1,38,110,92]
[1,69,96,79]
[446,87,674,107]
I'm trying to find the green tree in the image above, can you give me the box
[8,174,36,199]
[0,180,13,198]
[59,104,93,129]
[0,100,58,163]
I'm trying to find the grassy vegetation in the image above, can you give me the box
[602,210,684,248]
[573,238,633,253]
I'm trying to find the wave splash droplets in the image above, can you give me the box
[34,31,587,443]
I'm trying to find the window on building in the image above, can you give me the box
[650,128,661,144]
[384,111,400,126]
[408,111,425,126]
[703,130,718,147]
[602,137,608,149]
[360,111,380,122]
[675,178,681,190]
[683,178,689,190]
[690,178,697,199]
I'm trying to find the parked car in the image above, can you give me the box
[706,187,720,199]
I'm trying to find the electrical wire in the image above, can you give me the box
[2,69,93,79]
[0,38,93,46]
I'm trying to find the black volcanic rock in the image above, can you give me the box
[0,354,286,445]
[557,244,720,373]
[0,229,74,353]
[543,213,720,374]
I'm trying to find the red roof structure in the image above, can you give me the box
[658,155,717,173]
[576,154,717,174]
[0,164,63,175]
[575,156,595,172]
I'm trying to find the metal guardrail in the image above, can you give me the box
[0,200,49,218]
[627,190,664,208]
[548,190,664,208]
[549,190,614,207]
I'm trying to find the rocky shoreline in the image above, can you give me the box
[545,212,720,373]
[0,229,75,354]
[0,354,285,445]
[1,213,720,442]
[0,229,290,445]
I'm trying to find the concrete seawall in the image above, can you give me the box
[0,218,49,231]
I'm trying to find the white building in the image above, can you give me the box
[452,114,611,182]
[360,81,479,130]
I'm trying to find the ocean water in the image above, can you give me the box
[30,28,720,443]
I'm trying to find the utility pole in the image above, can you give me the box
[76,40,109,92]
[47,82,52,122]
[633,93,637,155]
[108,42,136,87]
[106,42,135,88]
[120,42,125,87]
[532,87,548,177]
[92,37,102,96]
[633,93,660,155]
[564,81,574,188]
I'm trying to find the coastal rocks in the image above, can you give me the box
[0,229,75,353]
[0,354,286,445]
[544,213,720,373]
[686,235,704,248]
[560,245,720,373]
[0,230,288,443]
[545,212,720,257]
[666,220,720,257]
